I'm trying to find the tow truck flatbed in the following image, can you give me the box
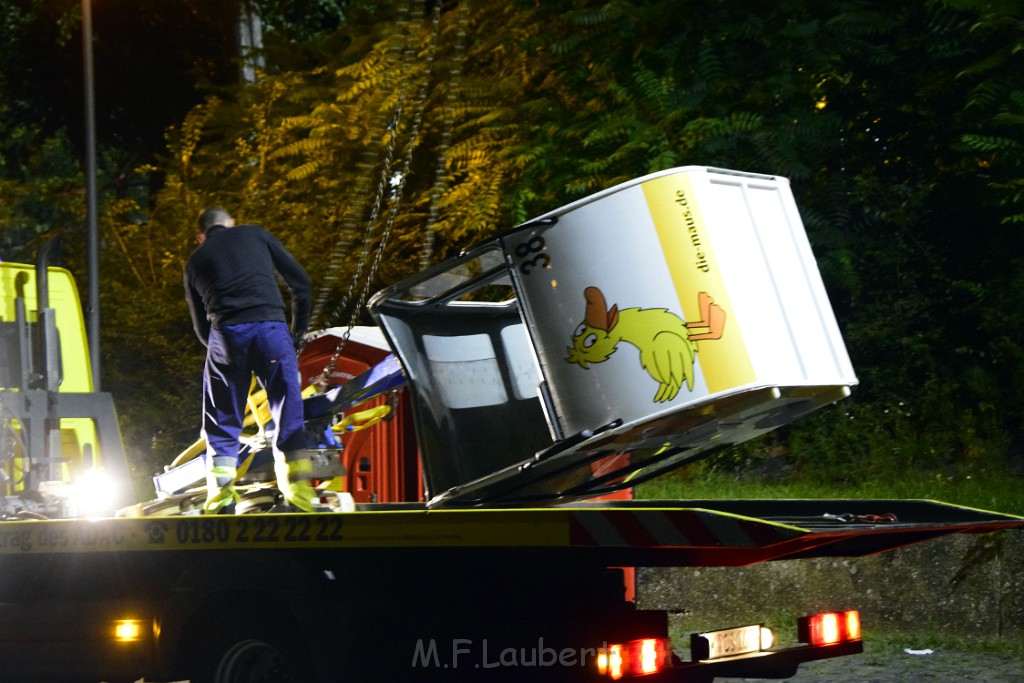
[0,500,1017,682]
[2,498,1016,564]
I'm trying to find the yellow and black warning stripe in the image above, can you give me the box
[0,509,572,555]
[0,506,796,555]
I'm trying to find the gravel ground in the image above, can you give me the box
[748,641,1024,682]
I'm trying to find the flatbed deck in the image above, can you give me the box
[2,499,1018,569]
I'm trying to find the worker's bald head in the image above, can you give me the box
[198,207,234,233]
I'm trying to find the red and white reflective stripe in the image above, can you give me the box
[569,509,793,548]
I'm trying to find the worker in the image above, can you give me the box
[184,206,323,513]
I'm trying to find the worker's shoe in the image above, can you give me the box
[275,455,328,512]
[204,458,241,515]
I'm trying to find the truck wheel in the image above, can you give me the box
[214,637,298,683]
[184,611,315,683]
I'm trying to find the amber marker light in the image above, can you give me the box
[113,619,143,643]
[608,644,624,680]
[596,644,624,679]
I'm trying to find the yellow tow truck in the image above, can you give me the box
[0,246,129,518]
[1,167,1021,683]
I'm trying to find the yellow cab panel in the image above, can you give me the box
[0,262,99,491]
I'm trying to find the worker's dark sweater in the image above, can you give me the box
[184,224,311,347]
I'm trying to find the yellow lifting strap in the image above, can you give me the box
[333,404,391,434]
[170,377,320,469]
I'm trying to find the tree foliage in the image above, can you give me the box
[3,0,1023,495]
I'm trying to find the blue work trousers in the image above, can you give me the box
[202,321,307,465]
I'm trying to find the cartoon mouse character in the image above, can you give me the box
[565,286,725,402]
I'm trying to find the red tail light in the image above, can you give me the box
[597,637,671,679]
[799,610,861,646]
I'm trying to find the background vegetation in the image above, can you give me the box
[1,0,1022,503]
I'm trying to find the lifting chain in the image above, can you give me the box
[312,1,445,389]
[305,1,414,344]
[419,0,471,271]
[306,151,387,337]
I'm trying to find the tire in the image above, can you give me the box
[181,605,316,683]
[213,637,299,683]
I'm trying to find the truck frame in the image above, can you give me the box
[0,498,1018,682]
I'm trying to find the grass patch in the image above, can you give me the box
[863,629,1024,660]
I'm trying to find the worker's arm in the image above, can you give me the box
[183,268,211,346]
[265,233,312,340]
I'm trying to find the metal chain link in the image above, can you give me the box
[307,153,385,335]
[314,2,443,387]
[305,1,413,345]
[419,0,471,271]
